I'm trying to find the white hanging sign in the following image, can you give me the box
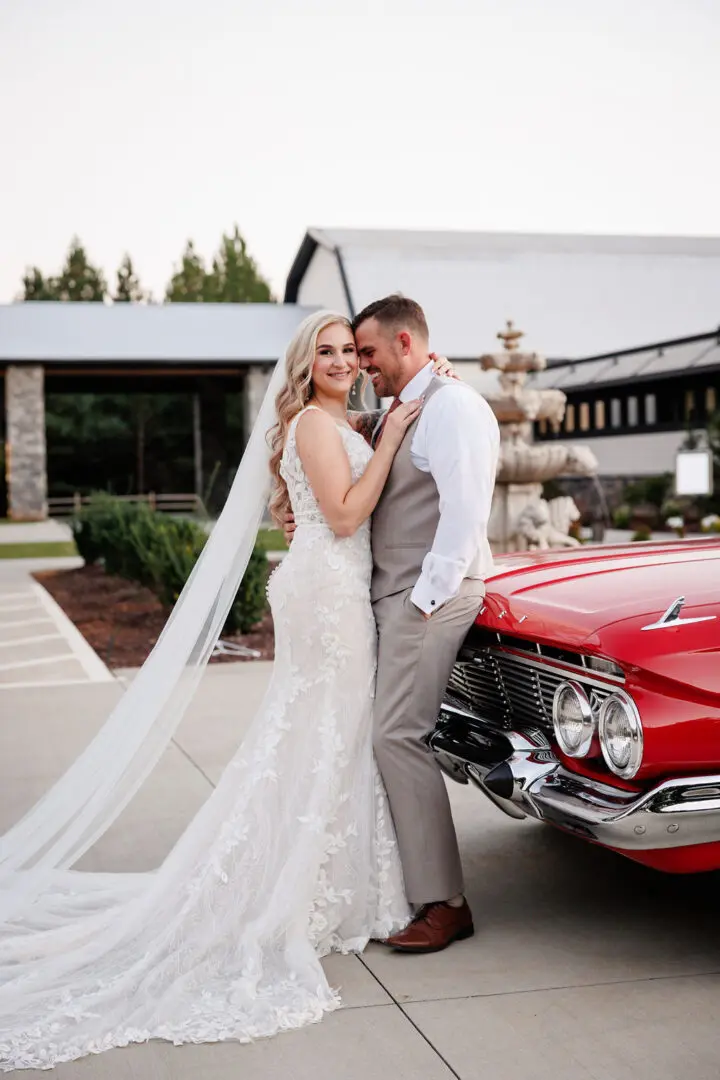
[675,449,714,496]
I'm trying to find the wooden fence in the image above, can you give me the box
[47,493,208,517]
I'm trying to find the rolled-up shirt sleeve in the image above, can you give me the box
[410,386,499,615]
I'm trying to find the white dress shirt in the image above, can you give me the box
[393,362,500,615]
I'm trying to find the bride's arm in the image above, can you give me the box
[295,405,420,538]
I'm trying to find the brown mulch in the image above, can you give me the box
[33,565,275,669]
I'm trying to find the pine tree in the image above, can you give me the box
[21,267,57,301]
[54,237,107,301]
[165,228,273,303]
[164,241,209,302]
[205,226,273,302]
[114,254,147,302]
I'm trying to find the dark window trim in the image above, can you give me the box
[546,328,720,370]
[543,359,720,396]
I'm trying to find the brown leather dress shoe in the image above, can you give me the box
[380,900,474,953]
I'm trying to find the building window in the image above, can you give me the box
[579,402,590,431]
[685,390,695,422]
[707,387,717,416]
[627,396,638,427]
[644,393,657,425]
[610,398,622,428]
[565,404,575,433]
[594,400,606,430]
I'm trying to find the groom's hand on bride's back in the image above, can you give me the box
[283,511,296,546]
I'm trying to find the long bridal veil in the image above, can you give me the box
[0,350,287,925]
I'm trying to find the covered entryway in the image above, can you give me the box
[1,302,316,519]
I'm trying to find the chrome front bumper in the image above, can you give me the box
[427,699,720,851]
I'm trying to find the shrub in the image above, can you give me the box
[631,526,652,542]
[624,474,672,509]
[661,499,683,521]
[612,504,632,529]
[230,545,270,633]
[72,496,268,633]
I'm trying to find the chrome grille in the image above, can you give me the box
[447,646,614,732]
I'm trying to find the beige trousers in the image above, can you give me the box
[372,580,485,905]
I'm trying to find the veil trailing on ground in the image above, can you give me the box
[0,353,288,923]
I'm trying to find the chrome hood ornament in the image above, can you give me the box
[641,595,717,631]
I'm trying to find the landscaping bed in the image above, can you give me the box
[35,564,275,669]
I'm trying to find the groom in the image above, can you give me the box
[352,295,499,952]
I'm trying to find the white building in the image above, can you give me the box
[285,227,720,476]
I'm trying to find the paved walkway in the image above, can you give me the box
[0,519,74,544]
[0,561,111,689]
[2,664,720,1078]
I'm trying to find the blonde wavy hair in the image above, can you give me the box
[268,310,353,526]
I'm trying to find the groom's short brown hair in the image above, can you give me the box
[352,294,429,342]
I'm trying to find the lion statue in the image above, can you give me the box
[514,496,581,550]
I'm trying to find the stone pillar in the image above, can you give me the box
[5,365,48,521]
[243,365,274,445]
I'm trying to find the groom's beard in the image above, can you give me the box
[368,370,394,398]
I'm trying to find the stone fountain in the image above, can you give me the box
[482,322,598,553]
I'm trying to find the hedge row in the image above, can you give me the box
[71,495,268,633]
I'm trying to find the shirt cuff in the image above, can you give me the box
[410,574,448,615]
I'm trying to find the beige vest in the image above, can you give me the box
[371,377,483,602]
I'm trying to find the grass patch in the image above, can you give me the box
[0,529,286,560]
[255,527,288,552]
[0,541,78,559]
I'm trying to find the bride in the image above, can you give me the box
[0,310,449,1071]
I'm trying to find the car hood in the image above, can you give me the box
[482,540,720,686]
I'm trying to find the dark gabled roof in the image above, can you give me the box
[284,233,319,303]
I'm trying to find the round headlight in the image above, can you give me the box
[552,681,595,757]
[598,693,643,779]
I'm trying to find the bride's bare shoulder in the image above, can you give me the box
[294,407,342,450]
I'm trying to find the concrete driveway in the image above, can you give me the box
[2,663,720,1079]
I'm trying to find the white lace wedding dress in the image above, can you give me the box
[0,408,410,1071]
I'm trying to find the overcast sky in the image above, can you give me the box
[1,0,718,303]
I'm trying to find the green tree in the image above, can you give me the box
[21,267,57,301]
[53,237,107,301]
[164,240,209,302]
[165,228,273,303]
[205,226,273,302]
[114,254,147,302]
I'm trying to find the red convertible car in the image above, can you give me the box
[429,538,720,873]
